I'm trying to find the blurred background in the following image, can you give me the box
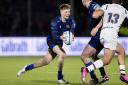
[0,1,128,85]
[0,0,128,56]
[0,0,128,37]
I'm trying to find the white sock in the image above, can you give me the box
[87,59,103,72]
[119,65,125,75]
[87,64,95,72]
[94,59,103,68]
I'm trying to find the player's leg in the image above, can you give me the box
[81,34,101,81]
[17,49,56,76]
[17,49,56,75]
[17,38,57,76]
[92,40,109,84]
[89,32,109,81]
[81,33,109,84]
[81,48,115,84]
[116,43,125,74]
[81,44,99,83]
[52,45,69,84]
[91,53,109,84]
[86,48,115,73]
[83,36,116,80]
[116,43,128,84]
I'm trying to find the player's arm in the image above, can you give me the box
[92,4,108,19]
[91,19,102,36]
[82,0,101,15]
[50,20,62,42]
[92,8,104,19]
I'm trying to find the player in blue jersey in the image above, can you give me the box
[17,4,76,84]
[81,0,128,84]
[81,0,109,84]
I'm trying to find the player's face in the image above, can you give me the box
[60,9,70,20]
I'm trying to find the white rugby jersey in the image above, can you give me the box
[101,4,128,32]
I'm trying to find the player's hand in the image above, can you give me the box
[72,35,75,41]
[60,34,66,41]
[91,28,98,36]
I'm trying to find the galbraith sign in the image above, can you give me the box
[0,37,127,56]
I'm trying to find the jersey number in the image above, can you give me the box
[107,13,119,24]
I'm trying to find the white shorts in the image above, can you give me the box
[100,28,118,50]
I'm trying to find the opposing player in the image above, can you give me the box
[81,0,109,84]
[81,0,125,84]
[81,0,128,84]
[17,4,76,84]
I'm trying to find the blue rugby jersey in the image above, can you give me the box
[87,1,104,51]
[88,2,101,15]
[47,16,76,47]
[88,2,102,29]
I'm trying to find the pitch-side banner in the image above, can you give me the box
[0,37,128,56]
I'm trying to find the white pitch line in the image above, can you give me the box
[110,73,120,75]
[41,72,80,74]
[40,72,120,75]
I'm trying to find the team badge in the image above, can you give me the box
[66,25,70,29]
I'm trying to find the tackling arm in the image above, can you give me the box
[91,19,103,36]
[92,8,104,19]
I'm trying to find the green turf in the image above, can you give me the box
[0,56,128,85]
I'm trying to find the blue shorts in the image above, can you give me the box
[47,38,65,58]
[88,32,103,54]
[47,38,63,49]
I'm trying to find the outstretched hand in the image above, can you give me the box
[91,28,98,36]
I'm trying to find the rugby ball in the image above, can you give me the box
[63,31,74,45]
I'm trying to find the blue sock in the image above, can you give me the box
[85,61,96,79]
[58,71,63,80]
[25,64,34,71]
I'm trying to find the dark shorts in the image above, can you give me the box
[88,32,103,55]
[47,40,56,49]
[47,38,64,58]
[48,46,65,59]
[47,38,63,49]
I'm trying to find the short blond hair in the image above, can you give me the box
[59,4,71,10]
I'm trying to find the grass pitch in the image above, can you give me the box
[0,56,128,85]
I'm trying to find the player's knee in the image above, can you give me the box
[91,54,99,61]
[81,51,90,57]
[80,55,86,61]
[46,59,52,65]
[42,57,52,65]
[103,59,111,65]
[116,45,125,55]
[81,52,91,60]
[81,55,90,63]
[58,53,65,60]
[120,47,125,55]
[59,52,65,57]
